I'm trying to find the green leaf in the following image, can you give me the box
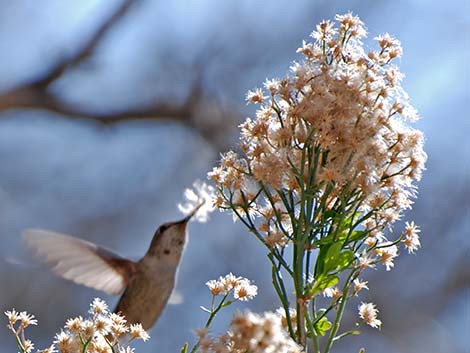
[314,243,329,276]
[221,300,233,308]
[348,230,367,242]
[322,241,354,273]
[305,274,339,298]
[315,234,334,247]
[324,242,342,272]
[199,306,211,313]
[334,250,354,271]
[314,317,332,336]
[334,330,362,341]
[322,210,337,221]
[180,343,189,353]
[337,212,363,236]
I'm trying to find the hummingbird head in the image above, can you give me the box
[145,202,203,263]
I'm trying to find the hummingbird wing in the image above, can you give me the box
[168,289,184,305]
[22,229,138,295]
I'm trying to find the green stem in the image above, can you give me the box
[268,253,295,339]
[14,333,26,353]
[189,293,230,353]
[324,270,357,353]
[82,336,93,353]
[310,299,320,353]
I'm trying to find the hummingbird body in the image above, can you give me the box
[23,210,197,330]
[114,219,188,329]
[116,262,175,329]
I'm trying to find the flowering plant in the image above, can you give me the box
[5,12,426,353]
[5,298,149,353]
[201,12,426,353]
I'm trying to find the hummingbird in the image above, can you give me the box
[22,204,202,330]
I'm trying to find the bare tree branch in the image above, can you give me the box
[0,0,236,150]
[35,0,136,89]
[0,0,136,111]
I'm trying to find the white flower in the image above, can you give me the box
[353,279,369,296]
[129,323,150,341]
[19,312,37,327]
[374,244,399,271]
[178,180,216,223]
[90,297,108,315]
[233,279,258,301]
[246,88,267,104]
[119,347,135,353]
[403,221,421,253]
[231,311,302,353]
[4,309,20,329]
[358,302,382,328]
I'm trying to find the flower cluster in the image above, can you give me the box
[5,310,40,353]
[202,13,426,351]
[206,273,258,301]
[178,180,216,223]
[196,311,302,353]
[187,274,259,353]
[209,11,425,270]
[5,298,149,353]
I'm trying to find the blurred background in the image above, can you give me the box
[0,1,468,352]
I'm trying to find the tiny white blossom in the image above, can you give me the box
[19,312,37,327]
[353,279,369,296]
[129,323,150,341]
[403,221,421,253]
[178,180,216,223]
[90,297,108,315]
[245,88,267,104]
[358,302,382,328]
[233,279,258,301]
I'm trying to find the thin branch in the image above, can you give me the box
[0,0,237,150]
[0,0,239,150]
[0,0,136,112]
[36,0,135,89]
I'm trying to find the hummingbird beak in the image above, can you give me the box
[181,201,204,223]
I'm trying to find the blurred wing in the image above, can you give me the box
[23,229,137,295]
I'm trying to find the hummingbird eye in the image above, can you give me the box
[159,223,170,233]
